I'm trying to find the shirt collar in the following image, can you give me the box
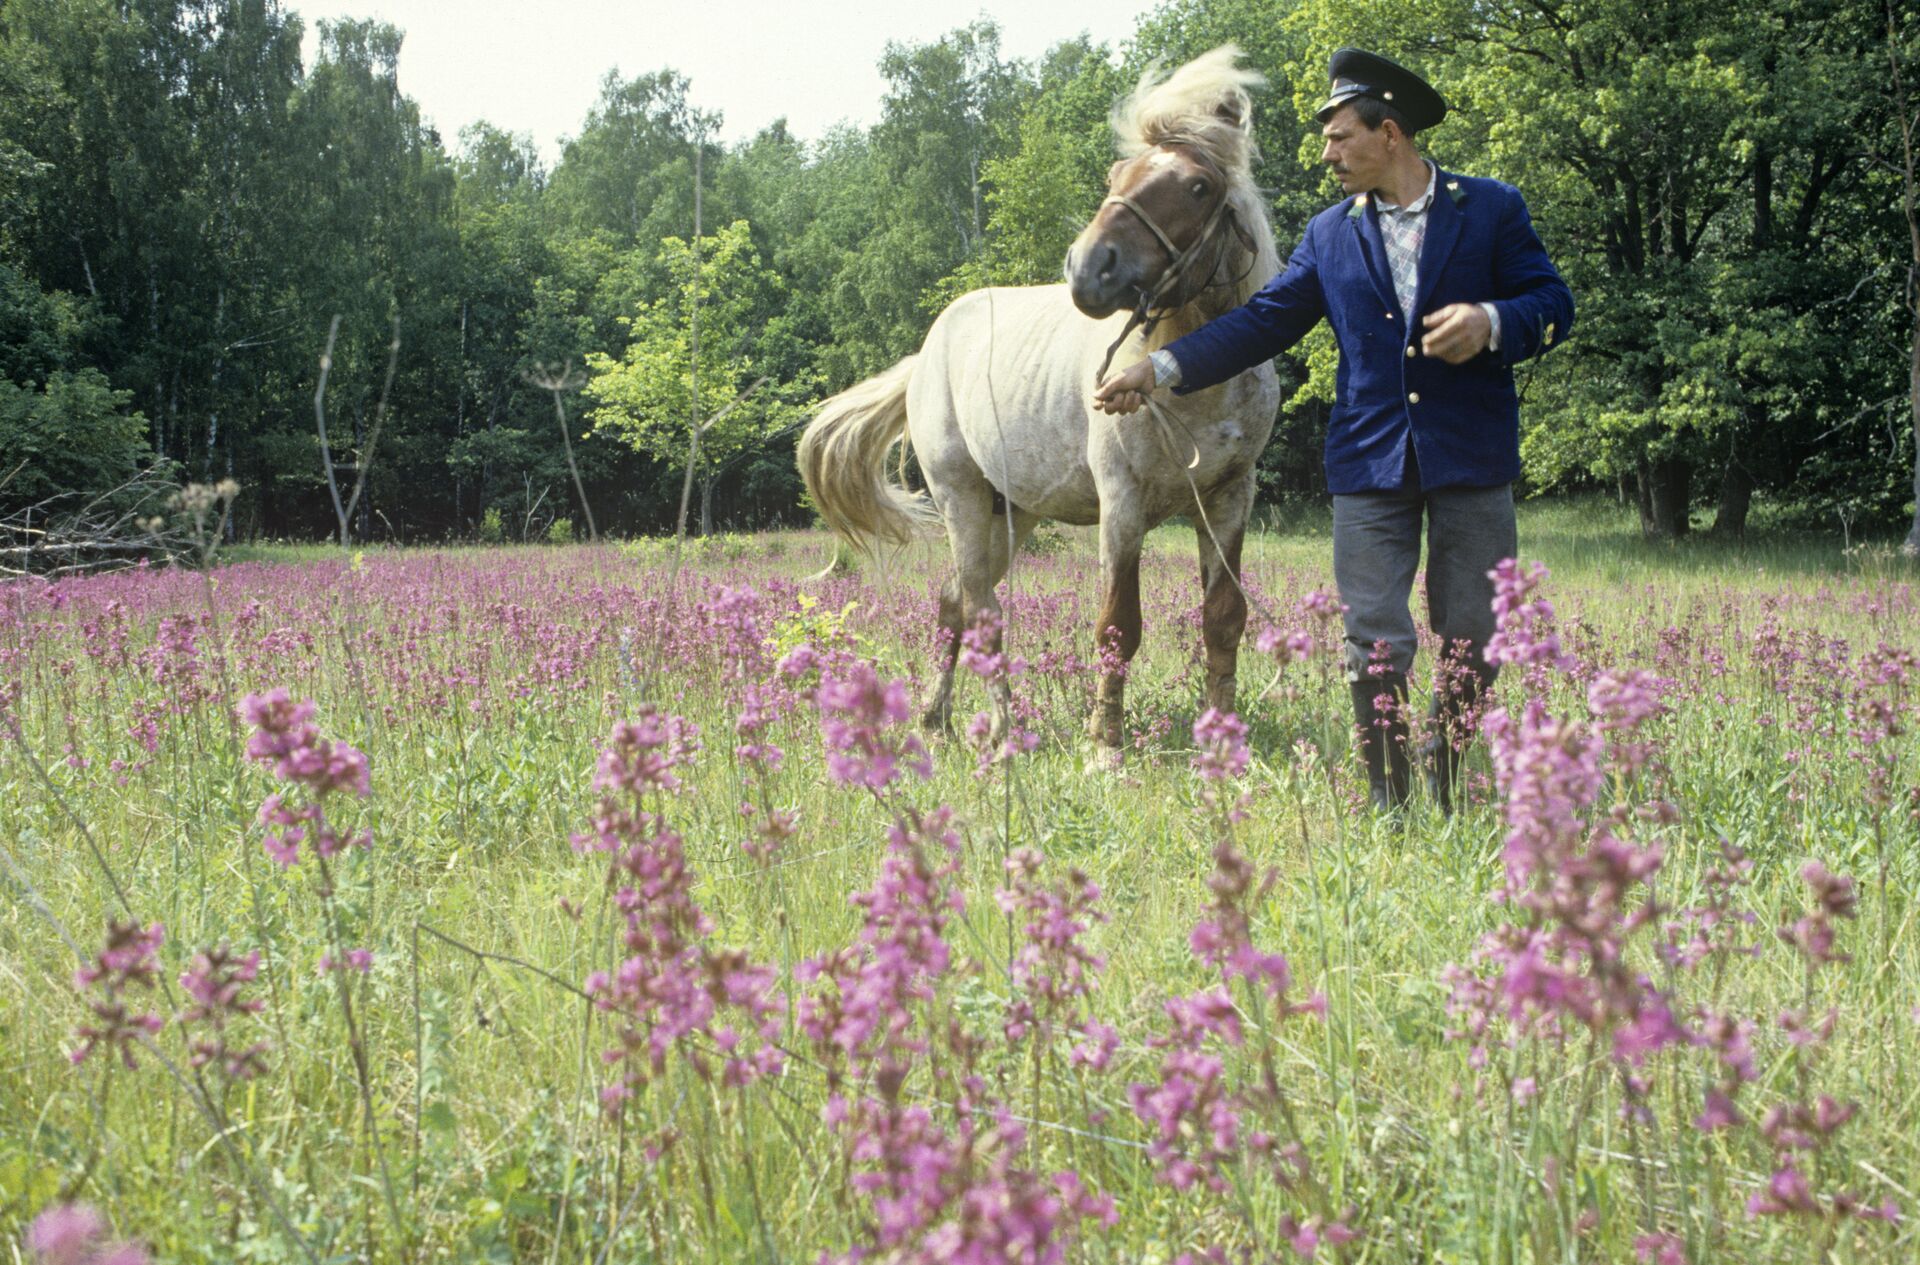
[1374,161,1437,215]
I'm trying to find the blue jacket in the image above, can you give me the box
[1166,168,1573,493]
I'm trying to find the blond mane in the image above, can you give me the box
[1111,45,1280,329]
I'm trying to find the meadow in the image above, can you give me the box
[2,497,1916,1264]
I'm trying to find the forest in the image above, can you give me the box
[1,0,1915,547]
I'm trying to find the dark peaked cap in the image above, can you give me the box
[1316,48,1447,132]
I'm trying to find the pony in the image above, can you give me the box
[797,47,1281,754]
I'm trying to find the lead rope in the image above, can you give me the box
[1135,390,1309,708]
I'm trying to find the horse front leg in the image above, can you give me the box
[1088,509,1144,754]
[1196,477,1252,717]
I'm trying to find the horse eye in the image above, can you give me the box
[1191,180,1208,198]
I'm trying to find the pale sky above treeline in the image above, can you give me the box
[295,0,1158,164]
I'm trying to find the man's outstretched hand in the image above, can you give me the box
[1420,303,1492,364]
[1092,359,1156,415]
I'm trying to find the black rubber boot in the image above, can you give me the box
[1424,661,1491,816]
[1349,672,1411,812]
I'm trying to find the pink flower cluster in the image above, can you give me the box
[23,1205,147,1265]
[1447,562,1683,1082]
[1253,587,1343,666]
[959,612,1040,769]
[1447,560,1902,1244]
[242,689,371,867]
[996,847,1115,1066]
[575,710,784,1116]
[70,921,167,1069]
[1744,862,1897,1224]
[812,661,932,791]
[804,807,1114,1264]
[734,682,800,863]
[1484,558,1574,685]
[1131,840,1338,1250]
[178,942,269,1081]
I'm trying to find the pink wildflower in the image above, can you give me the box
[70,921,167,1069]
[24,1204,148,1265]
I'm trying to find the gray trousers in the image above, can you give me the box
[1331,483,1517,682]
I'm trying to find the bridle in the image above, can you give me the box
[1093,149,1254,383]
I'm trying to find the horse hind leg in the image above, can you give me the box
[1196,476,1253,717]
[922,490,1038,742]
[921,577,964,734]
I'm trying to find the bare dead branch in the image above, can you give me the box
[340,317,402,543]
[313,315,349,545]
[1,466,190,577]
[528,361,600,543]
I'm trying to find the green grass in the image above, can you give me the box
[2,500,1916,1263]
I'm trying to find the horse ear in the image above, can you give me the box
[1106,158,1127,188]
[1213,93,1248,131]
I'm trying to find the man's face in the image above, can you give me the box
[1319,104,1392,195]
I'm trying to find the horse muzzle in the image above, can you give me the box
[1064,240,1148,319]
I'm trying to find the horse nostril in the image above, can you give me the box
[1097,244,1117,281]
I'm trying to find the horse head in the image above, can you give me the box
[1065,47,1272,322]
[1065,145,1242,320]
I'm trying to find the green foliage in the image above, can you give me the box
[0,2,1907,541]
[545,516,574,545]
[478,505,504,544]
[0,368,149,512]
[765,590,865,659]
[930,37,1125,302]
[584,220,817,485]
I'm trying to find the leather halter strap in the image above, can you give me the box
[1092,158,1242,384]
[1101,192,1184,260]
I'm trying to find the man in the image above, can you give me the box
[1093,48,1574,812]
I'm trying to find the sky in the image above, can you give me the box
[293,0,1159,166]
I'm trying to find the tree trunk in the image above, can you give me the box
[455,300,467,530]
[1636,456,1692,539]
[1711,458,1753,538]
[1905,310,1919,555]
[699,474,714,537]
[206,286,224,481]
[352,406,368,541]
[1889,0,1920,553]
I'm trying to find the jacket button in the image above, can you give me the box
[1405,345,1416,358]
[1408,392,1421,404]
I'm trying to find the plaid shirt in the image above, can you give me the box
[1374,161,1437,322]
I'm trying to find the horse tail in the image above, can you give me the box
[797,355,938,556]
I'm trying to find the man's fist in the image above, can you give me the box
[1092,359,1156,415]
[1420,303,1492,364]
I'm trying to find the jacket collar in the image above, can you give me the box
[1348,193,1399,318]
[1412,165,1466,317]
